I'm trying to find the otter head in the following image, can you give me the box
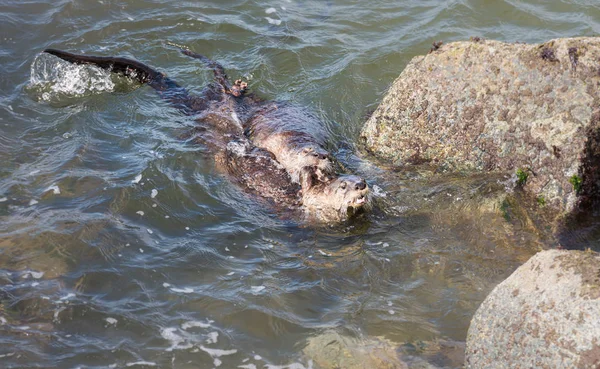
[298,145,333,181]
[301,168,370,222]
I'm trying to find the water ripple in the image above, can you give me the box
[2,0,598,367]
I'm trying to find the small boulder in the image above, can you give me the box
[465,249,600,368]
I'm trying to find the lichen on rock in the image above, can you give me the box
[465,249,600,368]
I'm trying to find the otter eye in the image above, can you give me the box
[302,147,311,154]
[340,181,347,190]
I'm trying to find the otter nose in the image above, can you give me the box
[355,180,367,190]
[312,152,328,160]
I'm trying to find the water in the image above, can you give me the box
[2,1,600,367]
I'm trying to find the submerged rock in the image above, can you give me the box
[303,331,407,369]
[465,249,600,368]
[361,37,600,214]
[302,331,465,369]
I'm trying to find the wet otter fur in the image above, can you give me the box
[224,139,302,209]
[179,50,335,183]
[42,48,370,222]
[225,140,371,221]
[243,102,334,183]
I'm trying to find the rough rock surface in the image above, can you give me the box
[361,37,600,213]
[465,249,600,369]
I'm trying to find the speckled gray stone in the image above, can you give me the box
[465,249,600,369]
[361,37,600,213]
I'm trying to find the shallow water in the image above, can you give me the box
[2,1,600,368]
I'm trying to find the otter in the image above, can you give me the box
[243,102,334,183]
[42,48,370,222]
[179,50,335,183]
[224,139,370,221]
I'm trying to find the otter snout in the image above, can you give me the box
[310,151,329,160]
[355,180,367,191]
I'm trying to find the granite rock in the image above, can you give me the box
[361,37,600,213]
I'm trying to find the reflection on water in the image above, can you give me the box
[2,0,600,367]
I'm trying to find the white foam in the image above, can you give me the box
[29,199,38,206]
[182,320,212,330]
[105,317,118,326]
[31,282,40,287]
[147,229,153,234]
[163,282,171,287]
[239,365,257,369]
[372,185,387,198]
[254,355,262,361]
[30,53,116,98]
[265,362,313,369]
[200,345,237,359]
[317,250,331,257]
[136,211,145,216]
[265,7,277,14]
[151,189,158,198]
[60,293,75,301]
[250,286,265,294]
[0,316,7,324]
[126,361,157,367]
[31,271,44,279]
[206,331,219,344]
[0,197,7,202]
[227,272,235,276]
[265,17,282,25]
[185,227,190,231]
[0,353,15,359]
[132,174,142,184]
[161,327,193,351]
[139,248,144,253]
[170,287,194,294]
[46,185,60,195]
[388,310,395,315]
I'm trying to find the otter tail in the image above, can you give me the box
[43,48,203,114]
[44,49,166,85]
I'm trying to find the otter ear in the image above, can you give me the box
[300,166,317,190]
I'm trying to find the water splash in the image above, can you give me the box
[28,52,115,101]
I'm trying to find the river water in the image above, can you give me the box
[2,1,600,368]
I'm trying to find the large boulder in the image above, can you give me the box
[361,37,600,213]
[465,249,600,368]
